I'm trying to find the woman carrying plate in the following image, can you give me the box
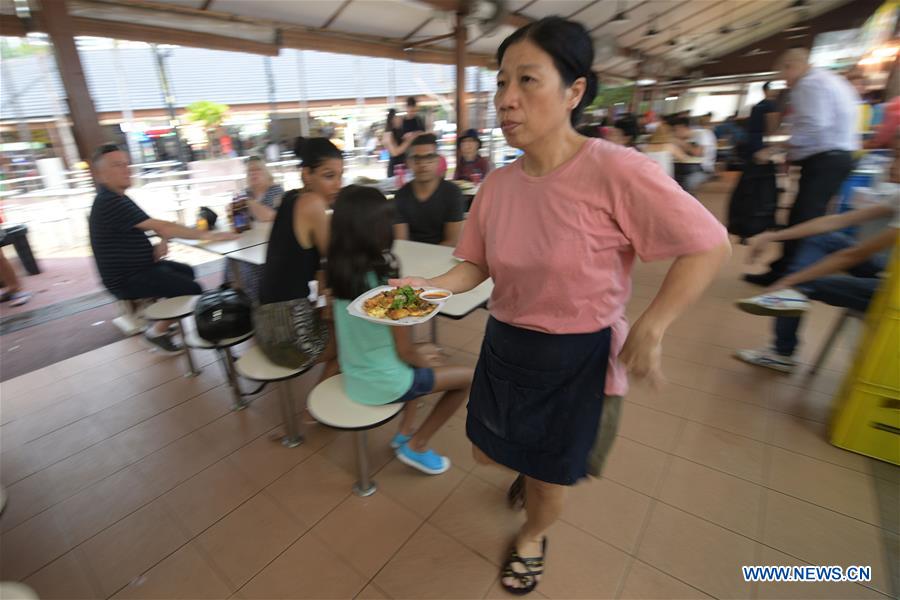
[392,17,730,596]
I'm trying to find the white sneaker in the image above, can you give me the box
[734,348,797,373]
[736,289,810,317]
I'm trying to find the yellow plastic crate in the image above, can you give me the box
[830,247,900,465]
[831,384,900,465]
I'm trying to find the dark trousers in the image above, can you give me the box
[114,260,202,300]
[769,150,855,276]
[773,233,885,356]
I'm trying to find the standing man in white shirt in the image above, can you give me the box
[747,47,861,286]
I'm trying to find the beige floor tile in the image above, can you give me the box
[1,438,133,533]
[79,499,188,598]
[637,503,757,599]
[197,491,305,591]
[265,453,354,529]
[109,409,196,464]
[429,475,524,566]
[536,520,630,600]
[164,458,259,537]
[767,412,874,474]
[374,522,497,600]
[239,531,367,599]
[768,447,880,526]
[673,421,766,484]
[421,414,478,472]
[111,542,232,599]
[133,431,225,493]
[312,490,422,578]
[618,560,713,599]
[226,425,332,490]
[762,491,894,595]
[0,504,74,581]
[602,437,669,496]
[765,382,833,424]
[618,402,685,452]
[683,392,770,442]
[376,458,467,519]
[754,546,890,600]
[58,464,158,545]
[23,549,101,599]
[483,577,550,598]
[356,582,393,599]
[468,461,520,492]
[625,382,695,418]
[195,407,279,458]
[163,383,236,431]
[657,457,763,539]
[4,416,108,482]
[562,477,652,554]
[319,425,399,479]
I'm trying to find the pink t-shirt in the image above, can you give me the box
[454,138,727,396]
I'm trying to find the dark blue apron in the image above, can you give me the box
[466,317,611,485]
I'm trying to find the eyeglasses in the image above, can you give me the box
[410,153,439,163]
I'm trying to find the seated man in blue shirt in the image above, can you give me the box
[89,144,236,353]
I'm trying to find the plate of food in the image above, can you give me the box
[348,285,451,326]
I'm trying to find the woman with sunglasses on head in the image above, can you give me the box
[393,17,730,595]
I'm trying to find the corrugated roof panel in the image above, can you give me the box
[0,45,496,120]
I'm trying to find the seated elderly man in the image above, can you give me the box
[89,143,236,353]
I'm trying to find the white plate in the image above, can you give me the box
[347,285,447,327]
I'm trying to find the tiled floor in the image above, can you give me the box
[1,182,898,599]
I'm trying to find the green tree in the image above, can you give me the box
[185,100,230,156]
[589,85,635,112]
[0,38,50,59]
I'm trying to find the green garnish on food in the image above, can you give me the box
[390,286,418,309]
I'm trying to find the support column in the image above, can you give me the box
[455,12,468,134]
[41,0,104,161]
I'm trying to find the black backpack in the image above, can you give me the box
[193,284,253,344]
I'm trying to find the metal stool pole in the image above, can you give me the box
[175,320,200,377]
[353,431,376,497]
[810,310,851,375]
[219,348,247,410]
[278,382,303,448]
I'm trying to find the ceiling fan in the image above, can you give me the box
[462,0,508,37]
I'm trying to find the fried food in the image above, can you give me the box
[362,286,437,321]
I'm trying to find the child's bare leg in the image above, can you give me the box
[408,366,472,451]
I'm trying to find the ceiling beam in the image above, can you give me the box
[404,16,435,41]
[200,0,214,10]
[0,11,280,55]
[321,0,353,30]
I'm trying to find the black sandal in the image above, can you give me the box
[500,537,547,596]
[507,474,526,511]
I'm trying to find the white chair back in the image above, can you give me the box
[644,151,674,178]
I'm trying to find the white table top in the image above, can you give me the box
[0,190,23,198]
[224,238,492,318]
[17,187,94,199]
[136,170,201,180]
[143,174,245,190]
[393,239,492,318]
[174,221,272,255]
[226,243,267,265]
[763,134,790,144]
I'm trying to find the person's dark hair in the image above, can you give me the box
[762,81,772,92]
[92,143,123,165]
[386,108,398,129]
[614,114,640,142]
[327,185,398,300]
[410,133,438,148]
[575,124,602,138]
[293,137,342,170]
[406,96,417,108]
[246,155,265,165]
[456,128,482,149]
[670,116,691,129]
[496,16,599,127]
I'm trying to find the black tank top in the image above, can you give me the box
[387,128,406,177]
[258,190,321,304]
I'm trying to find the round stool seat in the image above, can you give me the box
[144,295,200,321]
[308,375,403,431]
[184,329,253,350]
[235,345,307,382]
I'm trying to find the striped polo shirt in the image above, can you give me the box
[89,186,154,292]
